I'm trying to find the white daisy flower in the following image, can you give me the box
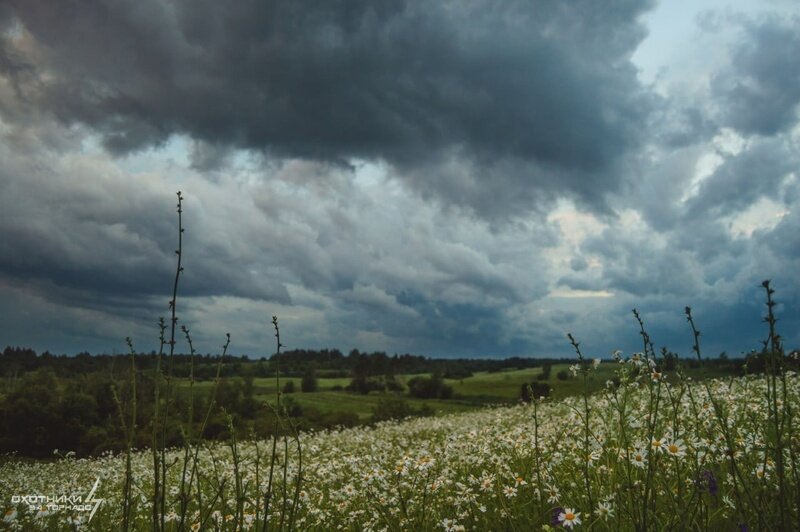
[558,508,581,528]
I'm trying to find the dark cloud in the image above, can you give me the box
[763,206,800,261]
[189,140,233,173]
[714,15,800,136]
[569,256,589,272]
[2,0,655,216]
[1,1,799,358]
[685,138,797,221]
[0,132,292,329]
[0,120,553,354]
[653,105,718,149]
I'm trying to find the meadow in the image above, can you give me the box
[2,361,797,530]
[191,362,736,422]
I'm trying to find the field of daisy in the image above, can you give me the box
[2,355,798,531]
[3,194,796,531]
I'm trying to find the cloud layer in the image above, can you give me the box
[0,1,798,357]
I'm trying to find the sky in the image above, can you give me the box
[0,0,798,359]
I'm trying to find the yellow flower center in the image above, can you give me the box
[565,512,575,520]
[668,444,679,454]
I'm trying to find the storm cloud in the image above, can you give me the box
[0,0,657,216]
[0,1,798,358]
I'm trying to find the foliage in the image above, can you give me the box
[520,381,552,402]
[407,373,453,400]
[301,366,318,393]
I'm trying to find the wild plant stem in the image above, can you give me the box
[686,306,759,528]
[151,317,166,532]
[567,333,594,515]
[159,191,184,532]
[177,324,196,529]
[763,280,789,527]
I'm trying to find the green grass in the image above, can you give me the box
[265,391,477,420]
[181,362,741,423]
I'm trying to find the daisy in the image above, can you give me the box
[546,484,560,504]
[586,449,601,466]
[651,437,667,453]
[664,439,686,458]
[631,449,648,468]
[503,486,518,498]
[722,495,735,511]
[442,518,465,532]
[559,508,582,528]
[596,501,614,521]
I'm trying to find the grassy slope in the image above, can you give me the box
[181,362,740,421]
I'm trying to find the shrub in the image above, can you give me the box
[346,376,385,394]
[443,367,473,380]
[301,366,318,392]
[520,382,551,402]
[407,374,453,399]
[385,376,405,392]
[372,395,414,422]
[538,363,552,381]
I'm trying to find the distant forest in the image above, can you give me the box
[0,345,576,380]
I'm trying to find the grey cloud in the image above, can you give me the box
[685,137,797,221]
[626,145,705,233]
[653,105,718,149]
[579,223,708,299]
[3,1,800,358]
[189,140,233,173]
[556,274,602,292]
[2,0,656,217]
[671,219,745,264]
[0,130,293,324]
[0,137,553,355]
[763,206,800,261]
[714,15,800,136]
[569,256,589,272]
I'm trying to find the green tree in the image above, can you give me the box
[301,366,318,393]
